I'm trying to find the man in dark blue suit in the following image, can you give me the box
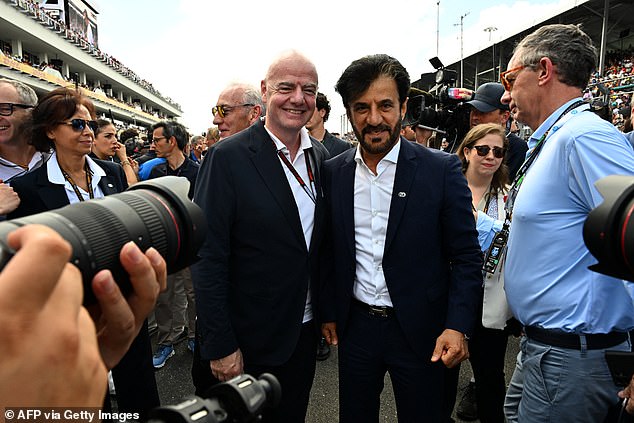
[320,54,483,422]
[191,50,329,423]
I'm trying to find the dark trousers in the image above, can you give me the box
[469,323,509,423]
[104,321,160,421]
[192,321,317,423]
[339,303,445,423]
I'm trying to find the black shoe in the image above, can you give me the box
[316,336,331,361]
[456,381,478,421]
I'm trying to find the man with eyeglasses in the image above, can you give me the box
[0,79,44,215]
[476,24,634,423]
[147,121,199,369]
[211,82,263,140]
[191,51,329,423]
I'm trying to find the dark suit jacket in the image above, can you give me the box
[506,132,528,182]
[192,119,330,366]
[322,130,353,158]
[321,139,482,360]
[8,158,127,218]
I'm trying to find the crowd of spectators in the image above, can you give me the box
[5,0,181,111]
[586,49,634,131]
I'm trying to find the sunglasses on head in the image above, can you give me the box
[59,118,98,133]
[471,145,505,158]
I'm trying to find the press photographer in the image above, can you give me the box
[0,176,205,419]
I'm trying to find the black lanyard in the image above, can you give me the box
[276,148,316,205]
[504,100,586,223]
[60,160,94,201]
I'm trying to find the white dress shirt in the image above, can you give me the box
[47,151,106,203]
[353,140,401,307]
[265,126,315,323]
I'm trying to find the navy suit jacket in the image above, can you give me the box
[8,158,127,219]
[192,119,330,366]
[321,139,482,360]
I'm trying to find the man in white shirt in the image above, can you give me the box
[321,54,483,422]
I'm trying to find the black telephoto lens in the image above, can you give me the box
[583,175,634,282]
[0,176,207,304]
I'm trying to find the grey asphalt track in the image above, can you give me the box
[146,332,521,422]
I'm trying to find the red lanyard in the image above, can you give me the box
[277,149,316,204]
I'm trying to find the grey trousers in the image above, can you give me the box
[155,267,196,346]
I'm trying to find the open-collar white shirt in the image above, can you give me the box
[353,140,401,307]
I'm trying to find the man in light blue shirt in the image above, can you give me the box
[480,24,634,422]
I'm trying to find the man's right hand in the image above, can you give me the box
[321,322,338,346]
[210,349,243,382]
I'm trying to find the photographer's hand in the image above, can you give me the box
[211,349,244,382]
[0,225,107,407]
[89,242,166,369]
[431,329,469,368]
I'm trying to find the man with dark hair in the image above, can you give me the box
[192,50,329,422]
[478,24,634,422]
[148,120,199,368]
[306,92,352,158]
[321,54,482,422]
[466,82,527,181]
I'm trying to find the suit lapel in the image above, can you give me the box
[384,141,417,252]
[249,122,307,250]
[34,167,69,211]
[340,153,357,259]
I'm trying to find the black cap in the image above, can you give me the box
[466,82,509,113]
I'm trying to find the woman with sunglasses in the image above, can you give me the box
[456,122,513,423]
[7,87,160,419]
[92,119,138,185]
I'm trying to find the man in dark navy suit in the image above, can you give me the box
[191,50,329,423]
[320,54,483,422]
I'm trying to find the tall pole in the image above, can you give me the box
[484,26,498,81]
[456,12,470,87]
[436,1,440,57]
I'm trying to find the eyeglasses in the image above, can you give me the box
[0,103,34,116]
[500,65,527,91]
[58,118,98,133]
[152,136,167,143]
[212,103,254,118]
[471,145,505,158]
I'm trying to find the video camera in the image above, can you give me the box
[148,373,281,423]
[0,176,207,305]
[403,57,474,152]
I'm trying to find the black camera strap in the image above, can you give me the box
[482,100,586,273]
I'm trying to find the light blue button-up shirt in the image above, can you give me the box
[488,98,634,334]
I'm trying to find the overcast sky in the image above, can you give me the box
[96,0,585,134]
